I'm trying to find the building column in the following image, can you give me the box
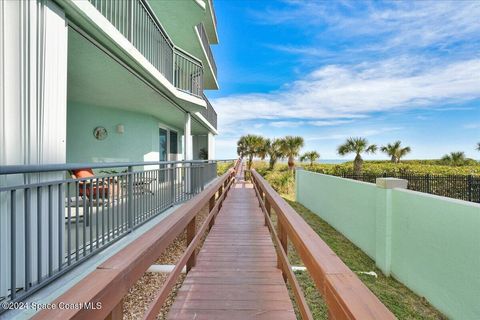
[184,112,192,161]
[375,178,408,276]
[207,132,215,160]
[184,112,193,192]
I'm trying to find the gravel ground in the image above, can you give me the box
[123,204,211,319]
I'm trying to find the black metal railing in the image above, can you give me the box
[0,160,233,309]
[201,94,217,130]
[338,173,480,203]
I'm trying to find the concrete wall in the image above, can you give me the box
[390,190,480,319]
[296,171,377,258]
[296,170,480,319]
[67,103,182,163]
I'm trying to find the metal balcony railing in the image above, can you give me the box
[196,23,217,78]
[201,94,218,130]
[88,0,203,97]
[174,48,203,97]
[0,160,234,309]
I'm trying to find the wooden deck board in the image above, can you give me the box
[167,172,295,320]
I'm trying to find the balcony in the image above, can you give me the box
[88,0,203,98]
[200,94,218,130]
[196,23,217,78]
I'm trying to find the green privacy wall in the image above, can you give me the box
[295,169,480,319]
[296,170,377,258]
[67,103,162,163]
[390,190,480,319]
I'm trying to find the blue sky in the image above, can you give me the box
[207,0,480,160]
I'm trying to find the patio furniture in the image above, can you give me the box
[121,176,157,195]
[71,168,110,224]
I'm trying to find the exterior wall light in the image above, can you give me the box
[116,124,125,134]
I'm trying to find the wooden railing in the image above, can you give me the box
[250,169,396,320]
[33,160,241,320]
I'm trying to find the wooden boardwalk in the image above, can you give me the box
[168,168,296,319]
[32,160,395,320]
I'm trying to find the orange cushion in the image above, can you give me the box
[72,168,95,179]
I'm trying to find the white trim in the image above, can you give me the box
[194,0,206,11]
[207,0,218,43]
[194,25,219,89]
[194,111,218,135]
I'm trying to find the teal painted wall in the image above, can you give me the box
[296,170,377,258]
[67,103,164,163]
[391,190,480,319]
[296,170,480,319]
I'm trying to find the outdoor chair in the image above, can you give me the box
[70,168,111,224]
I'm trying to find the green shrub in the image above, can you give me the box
[303,161,480,176]
[216,161,234,176]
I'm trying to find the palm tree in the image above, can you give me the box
[266,138,284,170]
[256,139,269,161]
[236,135,265,170]
[236,137,247,158]
[337,137,377,175]
[441,151,467,166]
[380,141,411,163]
[280,136,304,171]
[300,151,320,166]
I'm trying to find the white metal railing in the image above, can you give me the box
[88,0,203,97]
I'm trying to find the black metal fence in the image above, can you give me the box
[338,173,480,203]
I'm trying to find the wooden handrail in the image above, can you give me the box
[33,161,240,320]
[250,169,396,320]
[252,179,313,320]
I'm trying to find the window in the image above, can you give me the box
[159,128,167,161]
[170,131,178,154]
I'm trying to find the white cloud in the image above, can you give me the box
[305,127,402,142]
[309,120,355,127]
[212,58,480,133]
[269,119,354,128]
[270,121,304,128]
[258,1,480,52]
[464,123,480,129]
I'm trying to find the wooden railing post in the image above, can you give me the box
[186,217,196,272]
[105,299,123,320]
[265,198,271,228]
[224,178,229,195]
[277,216,288,282]
[265,198,271,217]
[218,185,223,210]
[208,195,216,230]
